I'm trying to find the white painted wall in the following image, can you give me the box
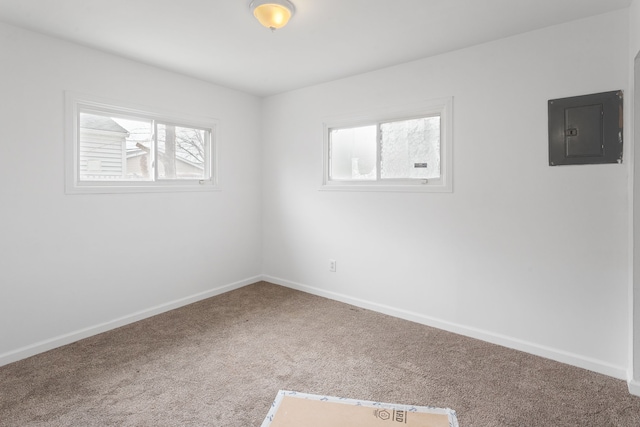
[0,22,263,363]
[629,0,640,395]
[262,10,630,378]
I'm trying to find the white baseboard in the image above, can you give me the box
[0,275,262,368]
[262,275,628,380]
[629,379,640,396]
[2,274,629,383]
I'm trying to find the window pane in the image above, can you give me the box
[380,116,440,180]
[329,125,377,180]
[157,124,208,180]
[79,112,152,181]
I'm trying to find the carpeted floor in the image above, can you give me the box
[1,281,639,426]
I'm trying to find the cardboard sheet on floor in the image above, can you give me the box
[261,390,459,427]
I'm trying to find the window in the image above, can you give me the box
[322,97,452,192]
[65,92,217,194]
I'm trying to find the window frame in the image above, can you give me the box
[65,91,219,194]
[321,97,453,192]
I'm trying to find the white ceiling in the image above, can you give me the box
[0,0,632,97]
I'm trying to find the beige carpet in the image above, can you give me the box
[1,281,639,426]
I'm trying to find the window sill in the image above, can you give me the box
[319,182,452,193]
[65,182,220,195]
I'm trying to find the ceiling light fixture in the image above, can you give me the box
[249,0,295,31]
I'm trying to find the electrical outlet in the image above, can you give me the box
[329,259,336,272]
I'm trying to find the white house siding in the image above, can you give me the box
[79,128,127,179]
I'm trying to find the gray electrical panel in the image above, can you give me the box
[548,90,623,166]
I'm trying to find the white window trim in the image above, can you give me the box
[65,91,219,194]
[321,97,453,193]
